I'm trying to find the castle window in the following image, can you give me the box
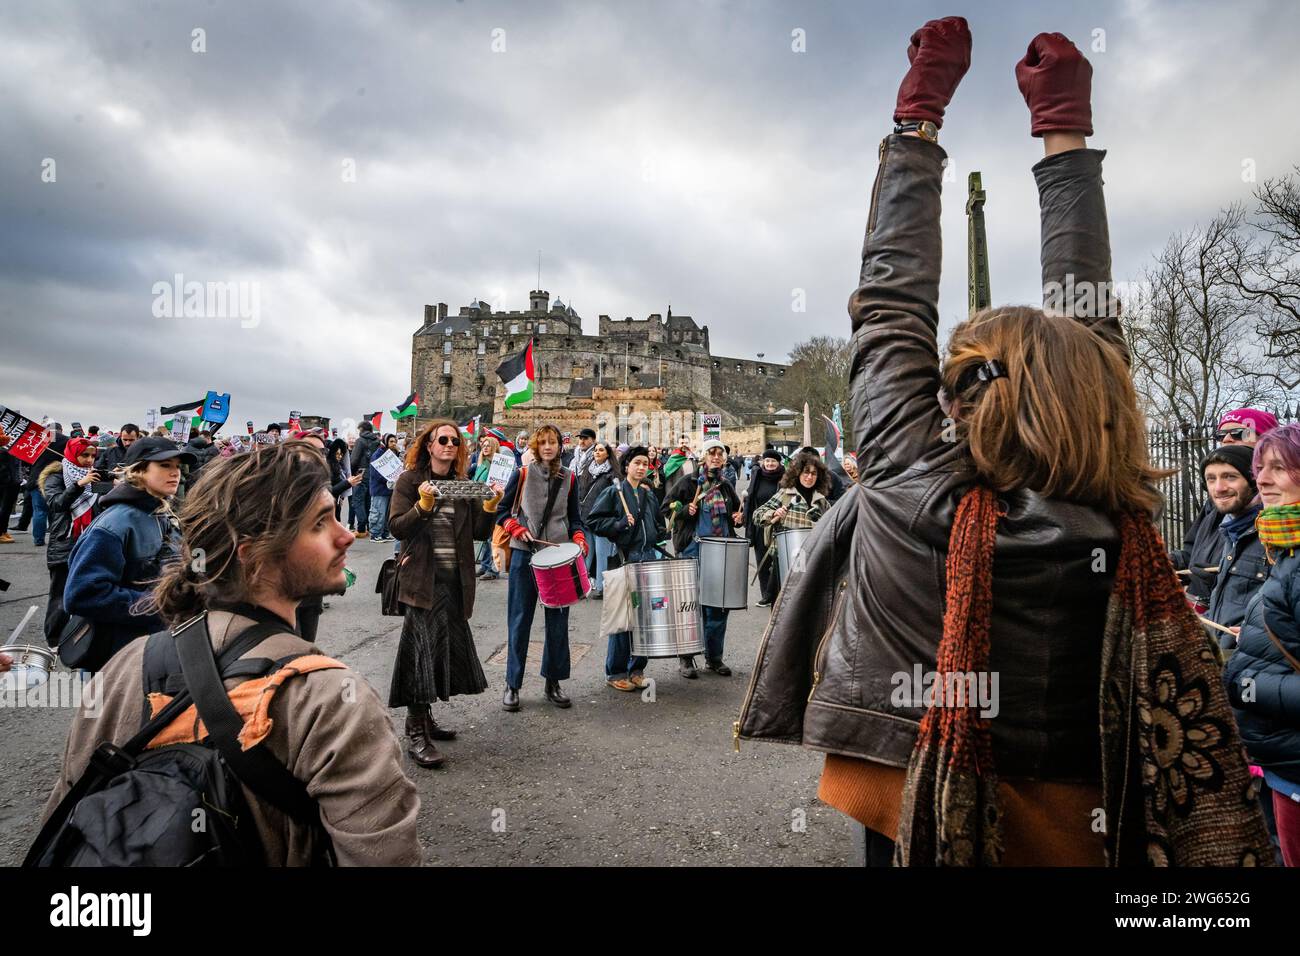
[736,364,742,372]
[564,338,574,349]
[526,322,533,331]
[712,360,720,369]
[477,341,485,355]
[676,350,682,359]
[651,346,658,356]
[443,341,452,355]
[476,359,485,375]
[538,322,547,334]
[443,360,452,375]
[510,323,519,334]
[758,366,765,375]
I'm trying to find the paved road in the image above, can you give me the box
[0,522,851,866]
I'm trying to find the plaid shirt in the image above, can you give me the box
[753,487,828,532]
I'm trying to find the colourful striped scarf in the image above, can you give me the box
[1256,503,1300,558]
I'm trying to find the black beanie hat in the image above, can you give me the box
[1201,444,1256,486]
[622,445,651,469]
[761,447,782,463]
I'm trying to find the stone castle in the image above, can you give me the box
[410,290,791,445]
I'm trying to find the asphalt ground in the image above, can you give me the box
[0,506,851,867]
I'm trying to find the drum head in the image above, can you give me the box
[532,542,580,569]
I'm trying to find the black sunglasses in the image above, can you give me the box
[1217,428,1249,441]
[432,435,462,447]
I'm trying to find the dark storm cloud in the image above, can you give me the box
[2,0,1298,429]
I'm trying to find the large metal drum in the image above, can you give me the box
[697,536,749,609]
[775,528,813,583]
[630,559,705,658]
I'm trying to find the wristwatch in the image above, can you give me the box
[894,120,939,143]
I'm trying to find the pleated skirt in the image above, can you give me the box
[388,579,489,707]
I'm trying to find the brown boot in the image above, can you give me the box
[404,716,445,768]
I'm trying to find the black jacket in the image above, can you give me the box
[1170,498,1224,604]
[1206,509,1268,635]
[181,437,219,490]
[587,479,667,563]
[663,468,741,554]
[41,462,84,566]
[738,138,1122,782]
[351,432,380,473]
[578,467,617,522]
[1225,547,1300,786]
[93,440,129,476]
[744,466,784,545]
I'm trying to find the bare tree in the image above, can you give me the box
[1120,206,1277,428]
[775,334,852,444]
[1222,166,1300,393]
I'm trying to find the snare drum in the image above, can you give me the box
[531,542,592,608]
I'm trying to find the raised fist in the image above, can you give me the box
[893,17,972,129]
[1015,33,1093,137]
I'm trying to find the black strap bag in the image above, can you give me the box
[26,613,333,867]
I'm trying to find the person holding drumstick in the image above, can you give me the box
[588,445,668,691]
[664,438,744,678]
[388,419,503,768]
[753,449,832,601]
[497,424,588,711]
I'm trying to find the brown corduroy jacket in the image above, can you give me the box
[43,609,422,866]
[388,467,499,615]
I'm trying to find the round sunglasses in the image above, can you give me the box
[430,435,462,447]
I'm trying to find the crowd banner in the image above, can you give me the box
[371,448,404,482]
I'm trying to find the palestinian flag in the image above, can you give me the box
[392,392,419,420]
[367,412,383,431]
[461,415,481,441]
[496,340,534,408]
[485,426,515,452]
[662,452,688,479]
[160,398,204,417]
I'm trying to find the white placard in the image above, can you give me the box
[170,415,192,444]
[370,449,404,482]
[487,451,516,485]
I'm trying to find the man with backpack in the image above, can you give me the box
[33,441,421,866]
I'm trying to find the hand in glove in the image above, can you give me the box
[893,16,971,128]
[1015,32,1093,137]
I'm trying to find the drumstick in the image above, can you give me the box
[1176,566,1219,576]
[1196,615,1237,638]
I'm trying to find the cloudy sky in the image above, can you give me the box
[3,0,1298,432]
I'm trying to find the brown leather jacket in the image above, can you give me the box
[737,135,1124,783]
[389,468,499,616]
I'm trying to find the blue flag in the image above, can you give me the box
[201,391,231,425]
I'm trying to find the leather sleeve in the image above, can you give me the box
[386,474,428,541]
[847,135,949,481]
[1033,147,1125,358]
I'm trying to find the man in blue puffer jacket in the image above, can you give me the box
[63,437,190,668]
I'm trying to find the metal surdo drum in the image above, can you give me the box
[630,559,705,658]
[775,528,813,584]
[697,536,749,609]
[530,542,591,608]
[1,605,55,690]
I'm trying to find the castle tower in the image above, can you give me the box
[529,289,550,312]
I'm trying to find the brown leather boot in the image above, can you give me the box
[404,716,445,768]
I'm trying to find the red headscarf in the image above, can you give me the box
[64,437,94,465]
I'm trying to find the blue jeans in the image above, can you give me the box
[368,493,391,538]
[506,549,570,688]
[591,534,615,592]
[477,539,498,576]
[30,488,48,545]
[352,481,370,532]
[682,539,729,663]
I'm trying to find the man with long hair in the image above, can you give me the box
[43,441,421,865]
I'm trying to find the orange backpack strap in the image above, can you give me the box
[146,654,346,751]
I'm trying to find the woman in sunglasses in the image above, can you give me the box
[388,419,503,769]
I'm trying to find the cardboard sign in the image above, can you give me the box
[252,431,277,445]
[287,410,301,432]
[227,434,247,454]
[170,415,192,444]
[370,449,404,482]
[700,413,722,441]
[487,451,517,485]
[246,420,255,435]
[0,406,53,464]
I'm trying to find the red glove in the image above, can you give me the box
[504,518,529,540]
[1015,33,1093,137]
[572,532,588,558]
[893,17,971,129]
